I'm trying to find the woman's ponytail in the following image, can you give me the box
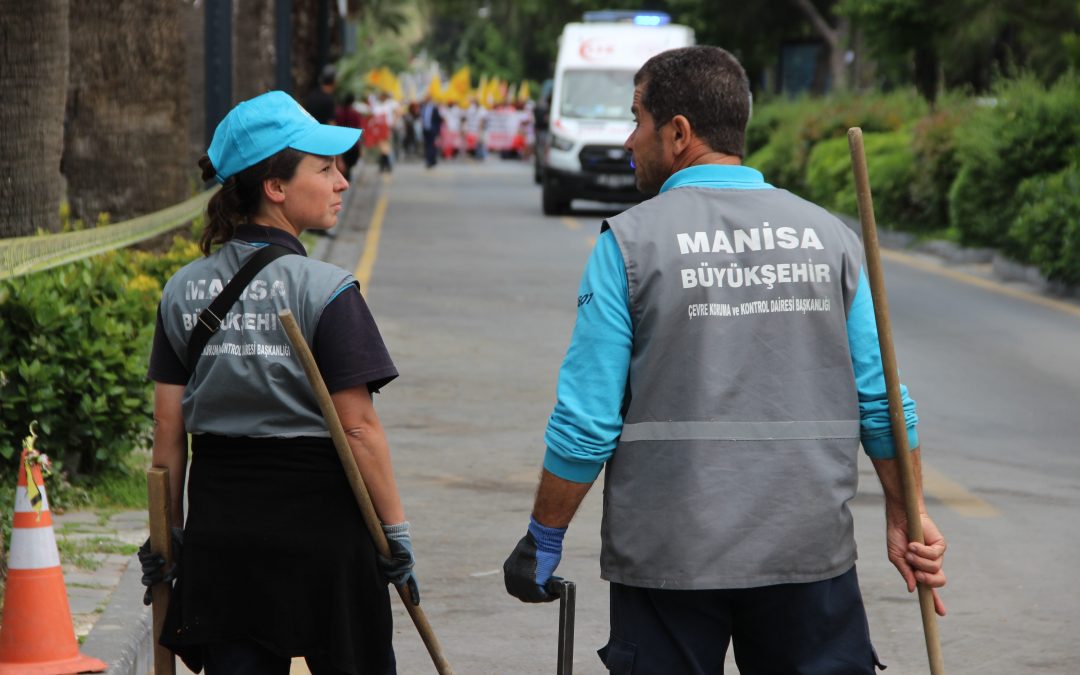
[196,149,305,256]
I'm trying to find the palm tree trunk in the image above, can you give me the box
[63,1,191,225]
[791,0,851,93]
[0,0,70,237]
[235,0,277,103]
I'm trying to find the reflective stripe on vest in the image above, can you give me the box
[621,419,861,443]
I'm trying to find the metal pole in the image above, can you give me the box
[316,0,330,74]
[274,0,292,93]
[204,0,233,147]
[554,580,576,675]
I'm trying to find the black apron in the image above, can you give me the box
[161,434,394,674]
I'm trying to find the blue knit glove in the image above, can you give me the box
[503,516,567,603]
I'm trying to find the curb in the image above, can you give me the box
[81,554,153,674]
[835,213,1079,300]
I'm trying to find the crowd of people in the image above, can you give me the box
[302,65,538,176]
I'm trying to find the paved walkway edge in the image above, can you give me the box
[82,553,153,674]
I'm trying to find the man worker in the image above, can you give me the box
[303,65,338,125]
[502,46,947,674]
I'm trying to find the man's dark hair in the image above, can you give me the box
[318,65,337,86]
[633,46,750,157]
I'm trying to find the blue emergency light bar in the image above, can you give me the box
[583,10,672,25]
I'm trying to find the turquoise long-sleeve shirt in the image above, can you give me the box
[543,165,919,483]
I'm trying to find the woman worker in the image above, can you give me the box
[140,91,415,674]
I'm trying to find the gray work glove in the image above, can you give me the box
[378,521,420,605]
[138,526,183,606]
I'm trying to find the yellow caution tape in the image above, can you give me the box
[0,188,216,282]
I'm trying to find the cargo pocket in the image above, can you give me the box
[597,635,637,673]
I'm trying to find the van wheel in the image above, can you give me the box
[542,182,570,215]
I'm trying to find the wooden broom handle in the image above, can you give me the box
[147,467,176,675]
[279,309,454,675]
[848,127,944,674]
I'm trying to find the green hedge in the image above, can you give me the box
[0,235,200,492]
[1010,164,1080,285]
[750,78,1080,274]
[949,74,1080,248]
[804,130,919,230]
[909,97,973,231]
[747,90,927,195]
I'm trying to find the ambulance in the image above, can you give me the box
[540,11,694,215]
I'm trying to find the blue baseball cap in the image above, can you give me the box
[207,91,362,184]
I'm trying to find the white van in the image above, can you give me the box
[540,12,694,215]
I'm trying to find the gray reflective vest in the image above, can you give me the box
[601,186,865,589]
[158,240,353,437]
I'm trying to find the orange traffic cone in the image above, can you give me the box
[0,442,106,674]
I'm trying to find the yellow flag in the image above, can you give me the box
[428,74,443,101]
[364,68,384,89]
[476,75,488,104]
[449,66,472,99]
[518,80,531,103]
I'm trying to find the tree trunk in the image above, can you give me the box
[914,45,941,106]
[63,1,190,225]
[183,3,206,170]
[791,0,850,92]
[292,0,343,98]
[234,0,277,103]
[0,0,70,238]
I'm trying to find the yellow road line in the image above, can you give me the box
[922,463,1001,518]
[561,216,581,230]
[882,249,1080,320]
[354,183,390,296]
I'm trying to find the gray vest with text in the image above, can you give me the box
[158,240,353,437]
[601,186,865,589]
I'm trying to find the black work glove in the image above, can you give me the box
[138,526,183,606]
[503,530,562,603]
[378,522,420,605]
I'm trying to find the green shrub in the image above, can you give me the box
[1009,164,1080,285]
[747,90,927,194]
[909,96,973,230]
[804,130,918,229]
[0,233,200,495]
[949,74,1080,248]
[745,95,803,157]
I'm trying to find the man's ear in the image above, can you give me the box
[263,177,287,204]
[669,114,693,154]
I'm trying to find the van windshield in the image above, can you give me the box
[559,70,634,120]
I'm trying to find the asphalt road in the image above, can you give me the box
[316,158,1080,674]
